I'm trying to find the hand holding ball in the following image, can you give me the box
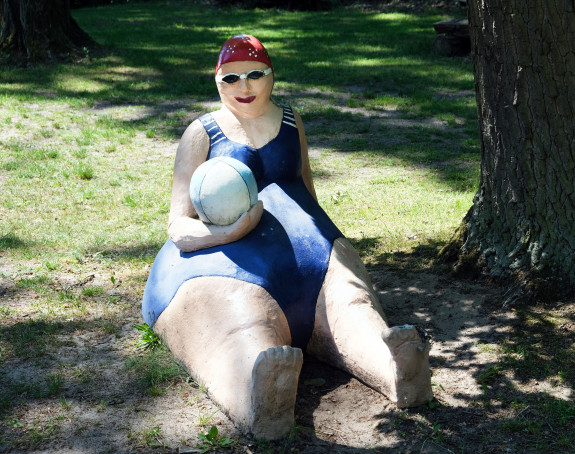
[190,157,259,226]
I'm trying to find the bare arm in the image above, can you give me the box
[167,119,263,252]
[294,110,318,201]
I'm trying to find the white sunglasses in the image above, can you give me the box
[216,68,273,84]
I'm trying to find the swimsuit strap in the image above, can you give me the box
[198,114,227,148]
[281,105,298,129]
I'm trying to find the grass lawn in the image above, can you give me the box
[1,1,573,453]
[0,1,478,268]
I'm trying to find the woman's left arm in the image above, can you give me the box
[293,110,318,201]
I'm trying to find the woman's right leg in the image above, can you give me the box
[153,276,303,440]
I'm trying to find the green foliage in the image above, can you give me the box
[81,285,105,297]
[142,425,164,447]
[133,323,162,351]
[74,162,95,180]
[1,319,66,360]
[46,372,66,396]
[125,348,187,393]
[197,426,234,453]
[197,408,221,427]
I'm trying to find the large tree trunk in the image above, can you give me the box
[443,0,575,303]
[0,0,95,64]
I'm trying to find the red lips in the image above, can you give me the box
[235,96,256,104]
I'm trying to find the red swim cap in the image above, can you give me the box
[216,34,273,73]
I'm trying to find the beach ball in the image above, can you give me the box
[190,156,259,226]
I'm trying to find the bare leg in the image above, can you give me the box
[154,277,303,439]
[306,238,432,407]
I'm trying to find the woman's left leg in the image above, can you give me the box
[306,238,433,407]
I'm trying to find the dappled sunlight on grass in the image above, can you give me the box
[314,154,474,267]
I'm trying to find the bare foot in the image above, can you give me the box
[249,345,303,440]
[382,325,433,407]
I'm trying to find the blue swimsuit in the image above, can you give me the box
[142,106,342,348]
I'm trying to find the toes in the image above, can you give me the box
[382,324,425,354]
[255,345,303,369]
[382,325,431,387]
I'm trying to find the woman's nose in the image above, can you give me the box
[237,78,250,90]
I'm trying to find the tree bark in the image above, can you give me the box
[0,0,95,64]
[443,0,575,303]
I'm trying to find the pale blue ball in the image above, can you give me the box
[190,157,258,226]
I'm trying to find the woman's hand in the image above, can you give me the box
[169,201,264,252]
[225,199,264,240]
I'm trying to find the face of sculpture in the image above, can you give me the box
[216,60,274,119]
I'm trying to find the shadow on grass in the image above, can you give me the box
[0,319,88,416]
[0,315,190,449]
[449,303,575,452]
[349,236,451,273]
[291,257,574,453]
[0,317,413,453]
[87,243,164,263]
[0,233,30,252]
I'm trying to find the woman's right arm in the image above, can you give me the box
[167,119,263,252]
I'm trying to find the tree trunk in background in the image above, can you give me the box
[0,0,95,64]
[443,0,575,303]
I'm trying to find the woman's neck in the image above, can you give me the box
[217,102,283,149]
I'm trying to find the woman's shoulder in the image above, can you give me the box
[177,118,210,155]
[183,117,210,136]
